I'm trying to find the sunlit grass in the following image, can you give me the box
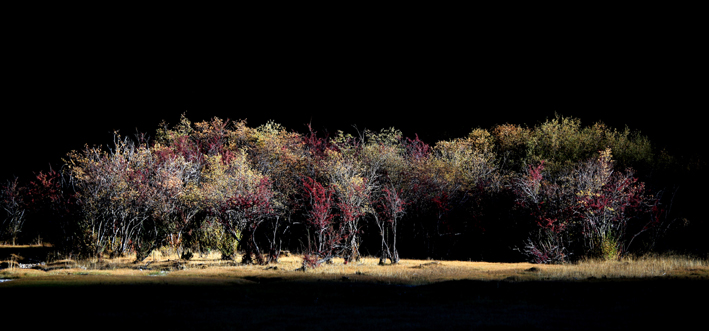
[540,253,709,280]
[2,247,707,285]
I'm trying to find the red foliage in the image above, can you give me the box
[170,135,204,165]
[301,176,341,266]
[515,152,659,262]
[302,124,336,158]
[223,178,274,220]
[528,160,545,184]
[28,169,73,215]
[218,177,275,264]
[432,192,450,214]
[378,186,406,225]
[302,176,335,231]
[405,134,430,162]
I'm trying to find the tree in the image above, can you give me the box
[137,148,202,261]
[359,128,407,264]
[248,121,307,263]
[373,182,405,264]
[221,177,275,264]
[1,177,26,245]
[66,133,156,258]
[200,151,275,263]
[325,148,372,262]
[498,115,654,176]
[5,114,680,264]
[301,176,339,267]
[407,131,500,258]
[26,168,76,252]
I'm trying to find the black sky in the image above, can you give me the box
[3,10,704,182]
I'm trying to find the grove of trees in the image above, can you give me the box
[2,114,702,265]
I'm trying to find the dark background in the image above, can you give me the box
[3,8,704,182]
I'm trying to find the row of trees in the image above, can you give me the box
[1,114,681,264]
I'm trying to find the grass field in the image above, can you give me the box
[2,245,708,330]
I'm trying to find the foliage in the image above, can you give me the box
[3,114,683,265]
[301,176,338,267]
[492,114,653,176]
[514,149,660,262]
[65,134,156,258]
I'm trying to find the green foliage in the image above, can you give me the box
[597,232,621,261]
[492,114,653,175]
[188,219,240,260]
[217,230,240,260]
[155,113,194,144]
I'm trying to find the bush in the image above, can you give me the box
[514,148,659,263]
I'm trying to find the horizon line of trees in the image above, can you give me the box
[1,114,702,265]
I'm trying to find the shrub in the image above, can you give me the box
[515,148,659,263]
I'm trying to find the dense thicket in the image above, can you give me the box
[1,114,700,264]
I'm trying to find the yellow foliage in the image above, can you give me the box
[492,123,530,150]
[467,128,494,152]
[432,136,497,191]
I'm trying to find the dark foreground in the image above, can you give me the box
[2,276,707,330]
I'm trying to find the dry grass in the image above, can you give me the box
[2,245,707,285]
[540,254,709,280]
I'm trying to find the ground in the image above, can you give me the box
[2,245,708,330]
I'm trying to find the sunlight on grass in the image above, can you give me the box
[2,248,707,285]
[542,254,709,280]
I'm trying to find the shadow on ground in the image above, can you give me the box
[2,275,706,330]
